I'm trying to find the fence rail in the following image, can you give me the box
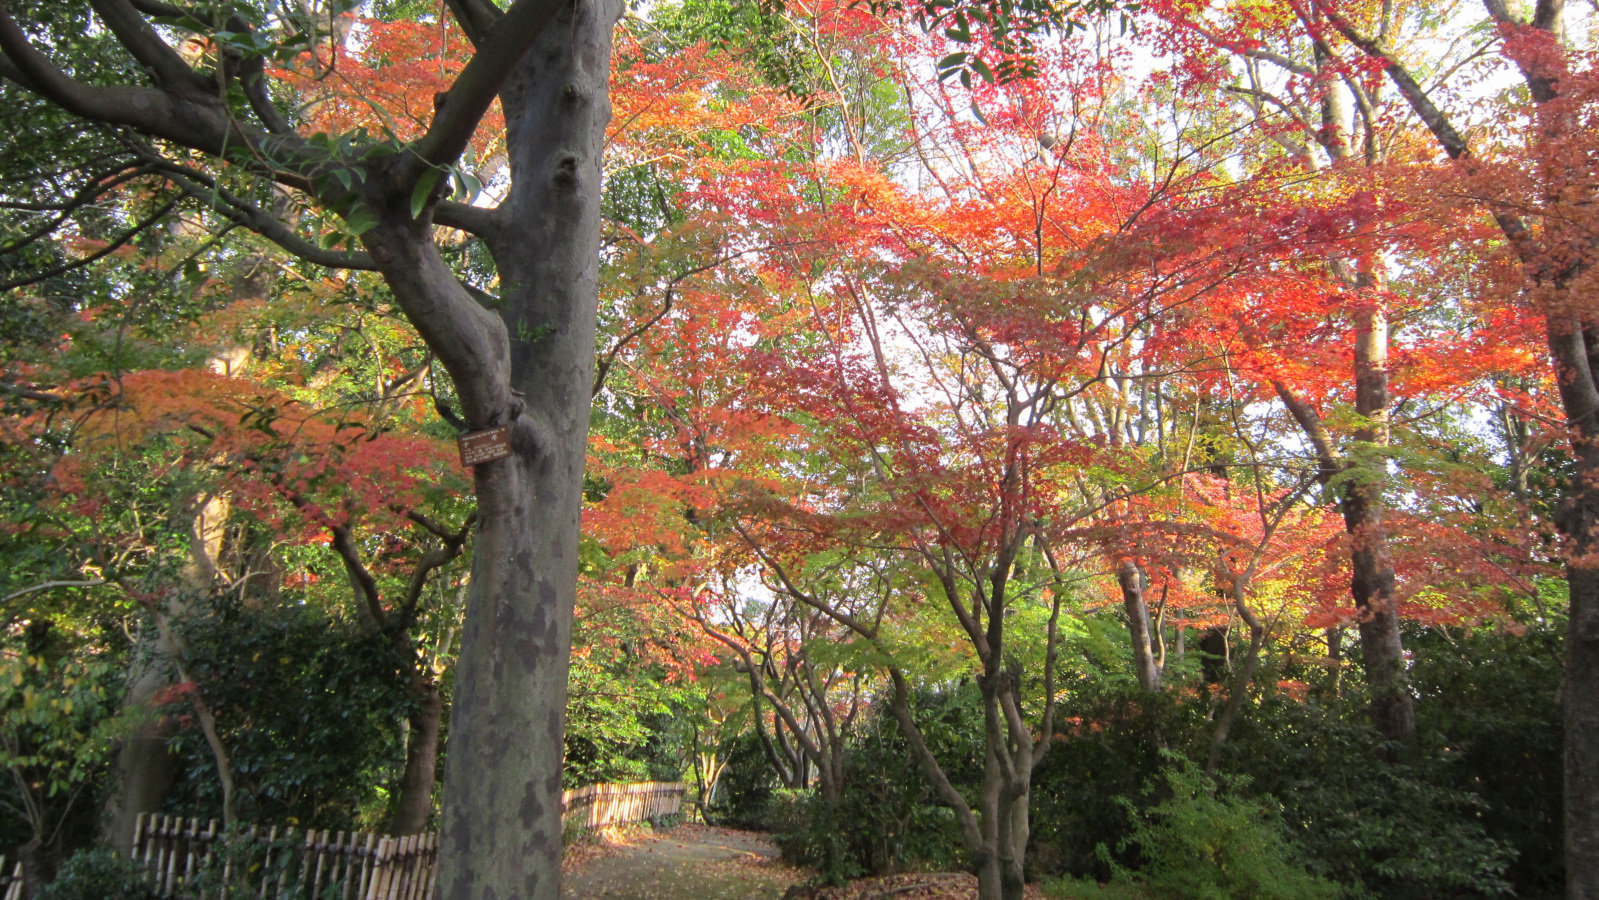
[0,856,20,900]
[129,781,685,898]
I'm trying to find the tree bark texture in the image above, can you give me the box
[104,663,176,852]
[0,0,616,893]
[388,677,444,835]
[1117,558,1161,691]
[424,1,617,896]
[1546,321,1599,900]
[1345,303,1415,745]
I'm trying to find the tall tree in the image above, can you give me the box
[0,0,618,896]
[1267,1,1599,891]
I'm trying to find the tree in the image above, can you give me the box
[1223,1,1599,891]
[0,0,619,896]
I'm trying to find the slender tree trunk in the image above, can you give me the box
[1346,301,1414,745]
[1117,558,1160,691]
[1206,598,1264,776]
[103,653,177,852]
[388,676,444,835]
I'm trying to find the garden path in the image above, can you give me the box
[561,824,799,900]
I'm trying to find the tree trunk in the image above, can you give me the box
[1566,559,1599,900]
[388,676,444,835]
[104,654,176,852]
[1117,559,1160,691]
[1547,320,1599,900]
[425,0,617,895]
[1345,302,1414,745]
[18,836,46,900]
[1206,596,1265,776]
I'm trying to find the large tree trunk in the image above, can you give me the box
[103,663,177,853]
[106,488,232,848]
[1566,553,1599,900]
[424,0,617,896]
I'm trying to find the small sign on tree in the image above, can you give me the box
[457,426,513,467]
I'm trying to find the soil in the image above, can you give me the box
[561,824,802,900]
[560,826,1050,900]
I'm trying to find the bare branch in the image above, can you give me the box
[1,580,107,605]
[434,199,502,240]
[1,164,152,257]
[0,194,181,291]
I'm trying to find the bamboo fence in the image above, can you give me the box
[559,781,685,831]
[0,857,20,900]
[130,814,437,900]
[128,781,685,899]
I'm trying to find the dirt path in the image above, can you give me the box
[562,825,803,900]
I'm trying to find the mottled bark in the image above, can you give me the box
[424,0,618,895]
[0,0,615,893]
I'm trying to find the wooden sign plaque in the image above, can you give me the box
[457,425,513,467]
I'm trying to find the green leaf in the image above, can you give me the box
[937,52,969,77]
[452,169,483,203]
[411,168,442,220]
[344,208,378,236]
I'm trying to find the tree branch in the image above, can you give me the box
[87,0,211,97]
[0,164,152,257]
[1316,4,1472,158]
[434,199,502,240]
[407,0,572,175]
[147,157,376,270]
[329,523,388,630]
[1,580,107,605]
[0,194,181,291]
[444,0,505,46]
[0,382,65,404]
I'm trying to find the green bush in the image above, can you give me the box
[163,597,411,830]
[767,788,862,884]
[767,693,971,884]
[1409,622,1563,898]
[1079,755,1344,900]
[40,848,155,900]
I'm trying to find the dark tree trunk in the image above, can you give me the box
[1198,626,1228,686]
[1547,320,1599,900]
[388,676,444,835]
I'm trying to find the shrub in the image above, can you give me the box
[40,848,156,900]
[1085,755,1345,900]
